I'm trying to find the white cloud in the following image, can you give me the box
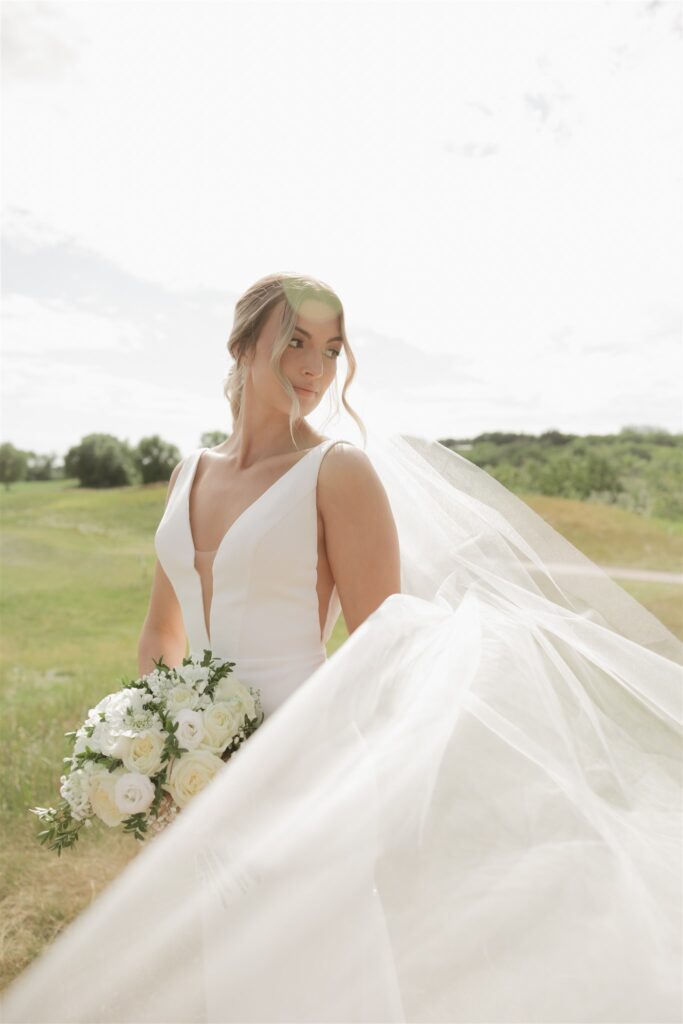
[1,0,681,455]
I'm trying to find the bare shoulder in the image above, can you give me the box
[318,442,382,502]
[317,441,401,633]
[317,441,393,528]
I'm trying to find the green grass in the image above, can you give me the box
[1,477,681,989]
[521,492,683,571]
[520,493,683,637]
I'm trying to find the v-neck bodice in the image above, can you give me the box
[154,438,346,716]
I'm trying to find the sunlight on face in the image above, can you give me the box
[249,298,342,418]
[283,298,342,404]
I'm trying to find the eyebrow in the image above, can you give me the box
[293,326,343,345]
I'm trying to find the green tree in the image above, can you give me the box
[26,451,59,480]
[135,436,182,484]
[64,434,139,488]
[0,443,27,491]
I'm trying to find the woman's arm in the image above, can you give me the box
[318,443,401,635]
[137,461,188,674]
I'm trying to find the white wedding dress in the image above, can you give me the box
[154,438,346,716]
[1,432,681,1024]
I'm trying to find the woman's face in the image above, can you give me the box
[248,298,343,417]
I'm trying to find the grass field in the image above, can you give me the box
[1,476,681,989]
[521,492,683,638]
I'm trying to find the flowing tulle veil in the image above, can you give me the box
[2,431,681,1024]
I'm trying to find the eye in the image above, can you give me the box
[290,337,341,359]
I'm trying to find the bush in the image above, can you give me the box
[0,443,28,490]
[64,435,140,488]
[135,436,182,484]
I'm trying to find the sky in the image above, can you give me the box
[2,0,681,460]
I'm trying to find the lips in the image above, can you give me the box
[294,385,317,395]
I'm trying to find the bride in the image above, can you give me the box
[143,276,402,712]
[2,272,681,1024]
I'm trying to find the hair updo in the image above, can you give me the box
[222,272,366,449]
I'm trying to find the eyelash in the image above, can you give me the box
[290,337,341,359]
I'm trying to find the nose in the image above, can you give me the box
[302,353,324,379]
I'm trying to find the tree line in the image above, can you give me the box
[0,431,228,490]
[441,425,682,521]
[1,424,681,521]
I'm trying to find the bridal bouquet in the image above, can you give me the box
[29,651,264,854]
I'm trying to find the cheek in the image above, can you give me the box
[279,348,300,376]
[255,356,285,385]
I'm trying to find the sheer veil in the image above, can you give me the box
[2,432,681,1024]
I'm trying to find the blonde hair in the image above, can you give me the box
[222,272,366,449]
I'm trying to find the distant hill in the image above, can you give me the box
[439,426,683,522]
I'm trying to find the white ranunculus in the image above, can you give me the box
[200,701,244,755]
[114,772,155,816]
[88,770,127,827]
[122,729,166,775]
[174,708,205,751]
[165,684,199,715]
[162,750,225,809]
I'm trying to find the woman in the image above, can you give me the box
[139,274,402,713]
[2,272,681,1023]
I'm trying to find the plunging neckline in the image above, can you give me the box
[187,441,327,646]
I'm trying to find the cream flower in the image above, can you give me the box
[164,684,199,715]
[93,722,131,760]
[214,676,256,722]
[199,702,244,755]
[174,708,205,751]
[88,770,127,827]
[162,750,225,809]
[114,772,155,816]
[121,729,165,776]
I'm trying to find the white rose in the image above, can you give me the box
[114,772,155,815]
[165,684,199,715]
[88,770,127,827]
[199,701,244,755]
[162,750,225,809]
[121,729,165,775]
[174,708,204,751]
[214,676,256,721]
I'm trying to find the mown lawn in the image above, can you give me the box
[1,476,680,989]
